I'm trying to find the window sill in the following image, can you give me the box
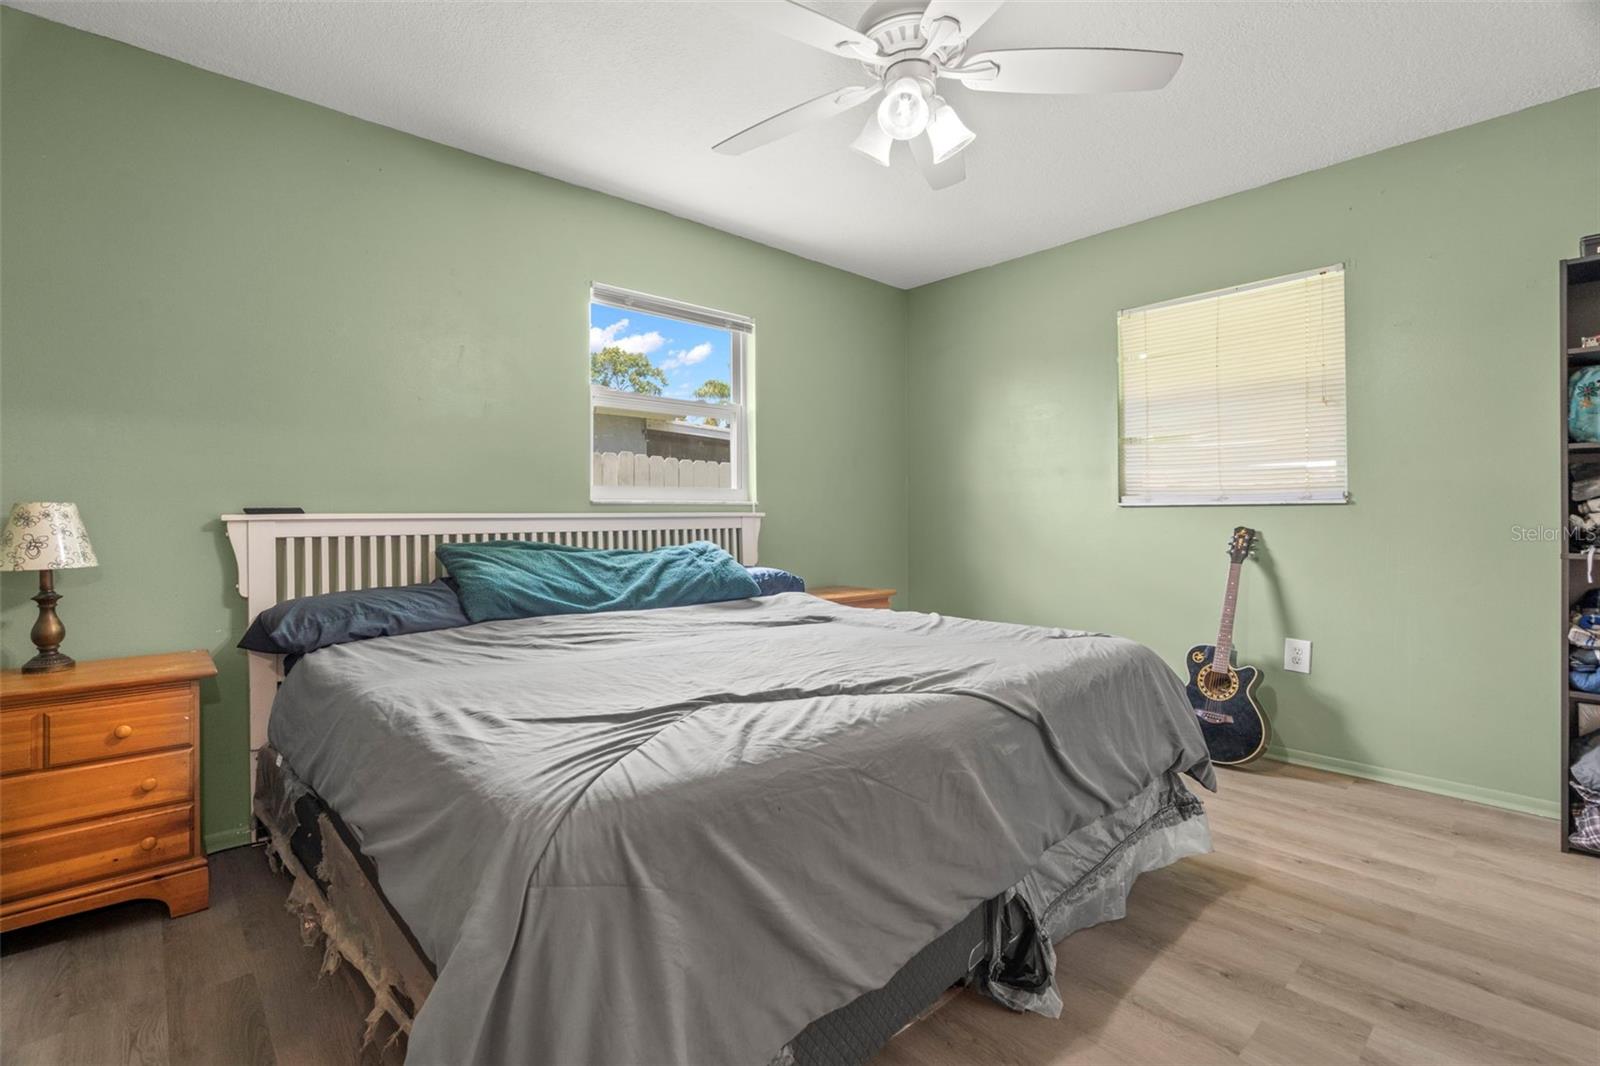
[1119,494,1349,507]
[590,487,751,506]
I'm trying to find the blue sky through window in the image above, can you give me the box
[589,303,732,403]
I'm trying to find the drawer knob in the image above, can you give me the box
[139,777,158,793]
[139,836,157,851]
[113,725,134,739]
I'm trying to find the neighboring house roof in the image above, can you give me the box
[646,418,730,441]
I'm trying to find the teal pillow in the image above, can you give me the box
[436,539,762,623]
[1574,368,1600,443]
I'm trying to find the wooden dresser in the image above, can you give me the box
[0,651,215,931]
[811,586,896,610]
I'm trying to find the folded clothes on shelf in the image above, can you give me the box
[1566,592,1600,688]
[1573,783,1600,851]
[1573,464,1600,501]
[1573,735,1600,789]
[1569,599,1600,725]
[1581,702,1600,738]
[1571,737,1600,851]
[1570,667,1600,693]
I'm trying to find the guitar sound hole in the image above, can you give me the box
[1196,668,1239,701]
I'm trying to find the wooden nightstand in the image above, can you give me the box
[811,586,896,610]
[0,650,215,932]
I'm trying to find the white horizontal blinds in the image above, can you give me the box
[1119,266,1347,505]
[591,283,753,334]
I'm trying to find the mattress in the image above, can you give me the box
[262,593,1215,1063]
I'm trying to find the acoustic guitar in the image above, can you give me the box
[1184,526,1268,766]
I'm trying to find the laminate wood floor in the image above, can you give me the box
[1,836,405,1066]
[880,763,1600,1066]
[1,762,1595,1065]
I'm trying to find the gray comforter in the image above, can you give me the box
[267,593,1213,1065]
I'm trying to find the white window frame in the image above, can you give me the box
[588,284,752,505]
[1116,264,1349,507]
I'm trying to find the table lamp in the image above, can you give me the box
[2,502,98,673]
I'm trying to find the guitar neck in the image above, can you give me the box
[1211,561,1242,673]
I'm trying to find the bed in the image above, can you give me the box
[223,512,1214,1065]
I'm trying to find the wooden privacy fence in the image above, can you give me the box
[593,451,733,489]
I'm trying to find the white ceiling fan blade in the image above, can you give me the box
[713,86,880,155]
[919,0,1004,42]
[909,134,966,190]
[729,1,882,60]
[950,48,1182,94]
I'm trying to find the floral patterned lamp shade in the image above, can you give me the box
[2,502,98,571]
[3,502,97,673]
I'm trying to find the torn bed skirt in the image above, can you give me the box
[255,747,1211,1065]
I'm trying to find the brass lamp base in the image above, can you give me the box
[22,649,75,673]
[22,569,74,674]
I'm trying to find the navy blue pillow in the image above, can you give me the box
[238,579,469,656]
[746,566,805,596]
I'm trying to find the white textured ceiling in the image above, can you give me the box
[10,1,1600,287]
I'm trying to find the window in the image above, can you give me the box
[1117,265,1347,506]
[589,284,751,503]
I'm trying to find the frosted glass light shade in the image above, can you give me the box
[850,115,893,166]
[2,502,97,571]
[926,100,976,164]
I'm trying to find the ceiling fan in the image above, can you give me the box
[713,0,1182,190]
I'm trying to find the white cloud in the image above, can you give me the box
[659,342,713,371]
[589,318,627,352]
[589,317,665,355]
[617,331,665,355]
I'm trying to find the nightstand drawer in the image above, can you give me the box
[0,748,193,836]
[45,687,194,767]
[0,805,194,902]
[1,713,41,776]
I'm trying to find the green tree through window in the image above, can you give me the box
[590,347,667,395]
[694,379,730,425]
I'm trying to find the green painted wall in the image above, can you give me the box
[906,90,1600,815]
[5,9,1596,839]
[0,9,911,849]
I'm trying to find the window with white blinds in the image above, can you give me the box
[1117,265,1348,506]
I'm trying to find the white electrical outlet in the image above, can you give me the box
[1284,638,1312,674]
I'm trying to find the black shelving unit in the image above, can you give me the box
[1560,251,1600,857]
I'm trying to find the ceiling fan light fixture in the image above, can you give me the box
[712,0,1185,193]
[926,98,976,164]
[849,114,894,166]
[876,76,931,141]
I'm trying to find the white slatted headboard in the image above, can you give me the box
[222,511,763,758]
